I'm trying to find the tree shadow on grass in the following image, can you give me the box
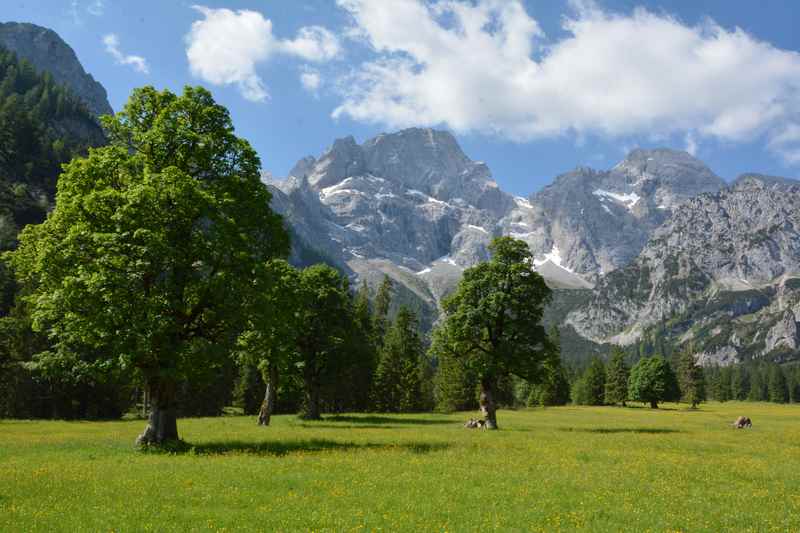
[320,415,453,426]
[558,427,684,435]
[148,438,450,457]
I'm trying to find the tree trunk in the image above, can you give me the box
[301,369,321,420]
[136,379,179,446]
[479,377,498,430]
[650,400,658,409]
[258,363,278,426]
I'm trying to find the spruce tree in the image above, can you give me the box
[373,275,393,346]
[604,347,630,406]
[372,306,424,412]
[730,365,749,401]
[767,365,789,403]
[748,365,766,401]
[677,350,706,408]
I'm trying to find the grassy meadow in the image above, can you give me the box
[2,402,799,532]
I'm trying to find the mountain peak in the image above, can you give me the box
[733,173,800,191]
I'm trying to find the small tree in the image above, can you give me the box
[8,86,289,445]
[236,259,301,426]
[573,357,606,406]
[372,306,425,412]
[529,327,571,407]
[429,237,552,429]
[294,264,352,420]
[628,356,679,409]
[372,275,393,347]
[432,339,477,412]
[768,365,789,404]
[604,347,630,406]
[677,350,706,408]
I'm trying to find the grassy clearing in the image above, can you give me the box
[2,402,800,531]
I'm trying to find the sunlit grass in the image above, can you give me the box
[2,402,799,531]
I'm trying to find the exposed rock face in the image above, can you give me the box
[501,149,725,279]
[764,311,799,354]
[566,175,800,364]
[271,131,726,301]
[268,128,517,311]
[0,22,113,117]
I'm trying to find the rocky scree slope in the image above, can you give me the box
[566,175,800,365]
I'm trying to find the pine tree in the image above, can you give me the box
[748,364,767,401]
[767,365,789,403]
[730,365,749,401]
[604,347,630,406]
[677,350,706,408]
[372,306,425,412]
[373,275,393,346]
[573,357,606,405]
[528,328,570,407]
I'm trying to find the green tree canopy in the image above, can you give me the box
[372,306,425,412]
[677,350,706,408]
[292,264,352,420]
[235,259,301,425]
[7,86,289,444]
[573,357,606,406]
[604,347,630,406]
[628,356,679,409]
[429,236,552,429]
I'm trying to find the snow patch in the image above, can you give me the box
[514,196,533,209]
[533,244,575,273]
[346,223,366,233]
[510,231,534,239]
[436,255,461,268]
[602,205,613,215]
[592,189,640,211]
[406,189,450,207]
[467,224,488,234]
[416,267,432,276]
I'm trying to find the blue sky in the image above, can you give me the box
[4,0,800,196]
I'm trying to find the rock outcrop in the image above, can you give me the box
[0,22,113,117]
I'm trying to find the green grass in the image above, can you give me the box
[2,402,800,532]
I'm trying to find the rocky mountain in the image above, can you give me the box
[0,22,113,117]
[566,175,800,365]
[500,149,725,281]
[267,129,741,340]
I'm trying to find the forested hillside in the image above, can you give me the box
[0,45,107,417]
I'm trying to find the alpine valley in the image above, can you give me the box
[266,129,800,366]
[4,22,800,367]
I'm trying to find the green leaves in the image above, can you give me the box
[7,85,289,388]
[432,236,553,384]
[628,356,679,408]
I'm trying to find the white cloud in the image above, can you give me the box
[300,68,322,94]
[185,6,273,102]
[186,6,341,103]
[87,0,104,16]
[334,0,800,163]
[282,26,342,62]
[103,34,149,74]
[769,124,800,164]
